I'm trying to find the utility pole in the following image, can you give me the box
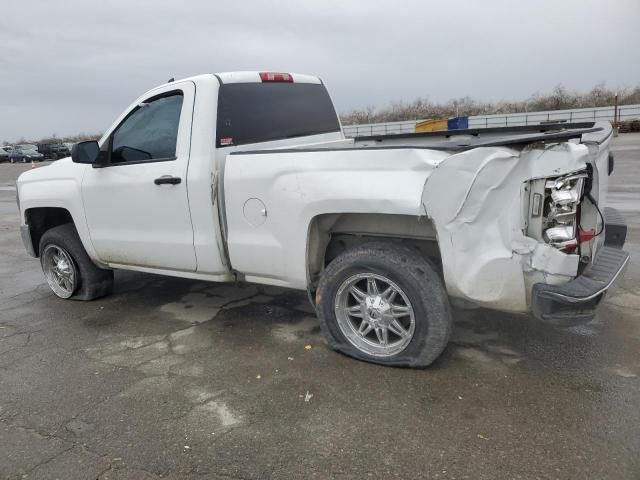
[613,93,619,137]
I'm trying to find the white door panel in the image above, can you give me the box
[82,81,197,271]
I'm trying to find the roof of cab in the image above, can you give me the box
[215,71,321,85]
[146,72,322,96]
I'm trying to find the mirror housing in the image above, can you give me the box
[72,141,102,165]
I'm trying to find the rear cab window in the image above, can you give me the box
[216,82,340,147]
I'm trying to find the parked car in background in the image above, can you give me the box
[63,142,75,152]
[16,144,38,151]
[37,143,71,160]
[0,146,12,162]
[10,146,44,163]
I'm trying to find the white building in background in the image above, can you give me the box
[342,104,640,137]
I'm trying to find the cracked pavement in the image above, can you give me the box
[1,134,639,479]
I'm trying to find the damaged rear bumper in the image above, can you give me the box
[531,207,629,326]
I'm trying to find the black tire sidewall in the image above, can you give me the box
[39,223,113,301]
[39,227,83,298]
[316,243,451,368]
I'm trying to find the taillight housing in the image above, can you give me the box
[541,171,587,251]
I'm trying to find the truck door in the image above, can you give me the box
[81,81,197,271]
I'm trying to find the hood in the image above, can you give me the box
[17,157,74,186]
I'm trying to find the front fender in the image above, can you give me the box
[17,162,102,265]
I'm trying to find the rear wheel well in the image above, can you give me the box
[307,213,442,288]
[24,207,74,257]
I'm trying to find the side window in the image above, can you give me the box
[110,93,183,164]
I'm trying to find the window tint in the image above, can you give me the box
[111,93,183,164]
[216,83,340,147]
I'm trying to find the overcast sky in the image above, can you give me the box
[1,0,639,142]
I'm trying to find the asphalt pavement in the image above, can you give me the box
[0,135,639,479]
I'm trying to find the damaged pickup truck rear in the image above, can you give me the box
[16,72,629,367]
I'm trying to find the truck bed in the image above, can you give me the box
[351,121,610,151]
[231,122,612,157]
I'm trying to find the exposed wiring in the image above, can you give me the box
[586,192,605,236]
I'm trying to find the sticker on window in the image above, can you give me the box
[220,137,234,146]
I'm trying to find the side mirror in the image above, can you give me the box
[72,141,101,165]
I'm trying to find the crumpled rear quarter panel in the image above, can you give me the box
[422,142,589,312]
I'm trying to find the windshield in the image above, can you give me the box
[216,82,340,147]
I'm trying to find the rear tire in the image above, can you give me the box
[39,223,114,300]
[316,241,452,368]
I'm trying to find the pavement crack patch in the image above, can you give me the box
[615,285,640,297]
[1,285,50,310]
[0,418,68,442]
[17,444,76,478]
[95,462,116,480]
[6,283,47,300]
[0,328,43,339]
[56,382,138,437]
[217,293,262,311]
[0,346,59,369]
[193,464,256,480]
[98,465,160,479]
[606,301,640,312]
[160,289,263,325]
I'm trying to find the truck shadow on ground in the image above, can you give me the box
[90,269,630,378]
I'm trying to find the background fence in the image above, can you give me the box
[342,104,640,137]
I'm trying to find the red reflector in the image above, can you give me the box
[578,227,596,243]
[259,72,293,83]
[560,241,578,253]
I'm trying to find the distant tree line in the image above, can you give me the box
[2,132,101,147]
[340,83,640,125]
[4,83,640,143]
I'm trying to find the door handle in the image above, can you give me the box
[154,175,181,185]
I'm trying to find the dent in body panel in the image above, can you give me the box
[422,143,589,312]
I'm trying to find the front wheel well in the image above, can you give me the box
[24,207,74,257]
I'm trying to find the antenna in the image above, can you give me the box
[168,77,175,83]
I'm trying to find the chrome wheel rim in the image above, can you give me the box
[42,245,77,298]
[334,273,415,357]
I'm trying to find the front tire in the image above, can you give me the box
[316,242,452,368]
[39,224,114,300]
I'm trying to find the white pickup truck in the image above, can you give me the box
[16,72,629,367]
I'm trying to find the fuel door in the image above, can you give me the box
[243,198,268,227]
